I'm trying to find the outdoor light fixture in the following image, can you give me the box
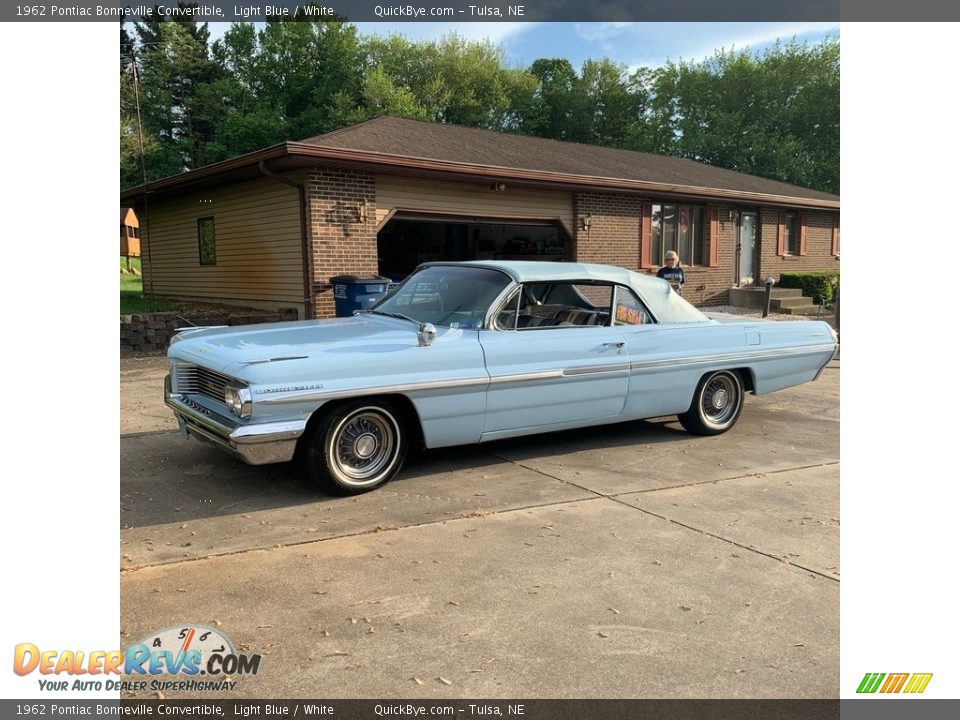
[581,214,593,230]
[357,200,368,222]
[489,182,507,192]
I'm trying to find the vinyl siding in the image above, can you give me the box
[142,175,304,311]
[375,175,574,233]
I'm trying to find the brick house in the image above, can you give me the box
[120,116,839,319]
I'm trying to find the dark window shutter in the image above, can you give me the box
[709,207,720,267]
[640,201,653,269]
[799,214,808,256]
[777,213,786,256]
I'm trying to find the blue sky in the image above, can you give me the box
[210,22,839,69]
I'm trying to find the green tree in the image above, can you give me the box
[205,23,287,160]
[651,38,839,194]
[120,63,164,189]
[574,59,644,148]
[516,58,654,152]
[255,19,364,139]
[362,33,536,130]
[120,19,838,197]
[126,9,227,182]
[521,58,579,140]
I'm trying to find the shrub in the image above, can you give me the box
[778,271,840,304]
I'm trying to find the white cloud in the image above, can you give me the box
[679,22,840,62]
[354,22,535,45]
[572,22,839,70]
[573,22,633,43]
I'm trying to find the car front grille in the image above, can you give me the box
[175,363,233,405]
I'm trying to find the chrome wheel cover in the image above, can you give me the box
[327,407,401,487]
[699,372,741,429]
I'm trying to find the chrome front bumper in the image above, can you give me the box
[164,375,306,465]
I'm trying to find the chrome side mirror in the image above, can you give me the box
[417,322,437,347]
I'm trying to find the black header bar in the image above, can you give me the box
[6,1,958,23]
[3,699,960,719]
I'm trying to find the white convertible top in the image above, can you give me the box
[426,260,710,324]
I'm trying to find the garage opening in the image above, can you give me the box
[377,214,572,281]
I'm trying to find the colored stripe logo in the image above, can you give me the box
[857,672,933,694]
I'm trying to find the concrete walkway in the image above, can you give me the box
[120,356,839,698]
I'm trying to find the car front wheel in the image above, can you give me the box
[678,370,744,436]
[304,400,407,495]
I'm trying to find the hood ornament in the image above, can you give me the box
[417,322,437,347]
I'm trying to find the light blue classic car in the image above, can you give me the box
[165,261,837,495]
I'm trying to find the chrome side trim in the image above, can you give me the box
[254,344,834,407]
[489,369,562,385]
[562,363,630,377]
[629,343,838,372]
[258,363,632,406]
[257,375,492,405]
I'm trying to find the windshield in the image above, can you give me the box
[370,265,511,329]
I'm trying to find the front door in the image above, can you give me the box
[736,211,758,286]
[478,281,631,438]
[479,326,630,438]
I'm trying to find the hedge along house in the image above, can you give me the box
[120,116,840,319]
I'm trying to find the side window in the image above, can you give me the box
[614,286,653,325]
[516,282,613,329]
[197,217,216,266]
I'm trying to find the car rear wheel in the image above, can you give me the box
[304,400,407,495]
[678,370,744,436]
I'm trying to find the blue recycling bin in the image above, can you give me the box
[330,275,392,317]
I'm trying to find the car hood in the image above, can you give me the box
[168,315,441,375]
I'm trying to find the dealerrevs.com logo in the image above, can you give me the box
[13,624,261,693]
[857,673,933,694]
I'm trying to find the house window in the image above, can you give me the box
[197,217,216,266]
[651,204,706,266]
[784,214,800,255]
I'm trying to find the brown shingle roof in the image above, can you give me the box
[301,116,838,204]
[121,116,838,208]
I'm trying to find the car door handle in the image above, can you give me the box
[601,342,625,349]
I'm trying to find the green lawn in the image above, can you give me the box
[120,257,187,314]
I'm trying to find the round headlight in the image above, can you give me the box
[224,384,252,419]
[225,387,241,414]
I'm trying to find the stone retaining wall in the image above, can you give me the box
[120,309,298,355]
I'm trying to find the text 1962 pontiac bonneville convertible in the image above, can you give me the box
[165,261,837,495]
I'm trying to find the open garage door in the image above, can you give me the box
[377,213,572,280]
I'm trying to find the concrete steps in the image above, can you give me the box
[771,295,821,314]
[777,303,824,315]
[729,286,824,315]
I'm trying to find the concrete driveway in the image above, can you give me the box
[120,354,839,698]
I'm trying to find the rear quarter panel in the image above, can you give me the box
[621,319,836,419]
